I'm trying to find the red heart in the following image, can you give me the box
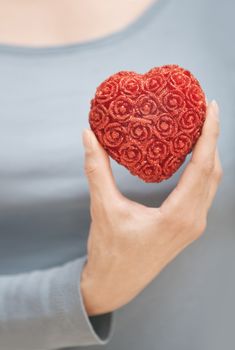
[89,64,206,182]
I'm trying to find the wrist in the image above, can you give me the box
[80,264,111,316]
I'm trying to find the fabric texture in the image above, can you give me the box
[0,0,234,349]
[0,256,114,349]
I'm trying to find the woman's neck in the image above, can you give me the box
[0,0,155,47]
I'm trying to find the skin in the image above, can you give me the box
[0,0,223,318]
[81,101,222,315]
[0,0,155,46]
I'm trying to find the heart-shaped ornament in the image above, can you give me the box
[89,64,206,182]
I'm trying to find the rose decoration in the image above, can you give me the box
[109,96,134,121]
[89,64,206,182]
[102,122,126,148]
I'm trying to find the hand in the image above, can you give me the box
[80,100,222,316]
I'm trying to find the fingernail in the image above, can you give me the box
[211,99,219,115]
[82,129,92,151]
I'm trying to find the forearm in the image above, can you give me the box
[0,256,114,350]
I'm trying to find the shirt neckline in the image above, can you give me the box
[0,0,170,56]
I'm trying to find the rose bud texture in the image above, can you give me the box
[89,64,206,182]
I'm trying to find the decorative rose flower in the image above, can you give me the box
[116,71,136,78]
[119,144,142,166]
[146,139,169,164]
[109,95,135,121]
[162,89,185,112]
[143,73,166,93]
[119,76,142,97]
[148,65,178,77]
[135,93,159,116]
[154,113,178,138]
[199,100,207,115]
[135,163,163,182]
[170,133,193,156]
[128,119,152,141]
[151,64,181,79]
[185,84,206,108]
[147,67,160,75]
[102,122,126,148]
[95,77,119,103]
[178,108,200,133]
[163,155,185,178]
[169,70,191,89]
[89,104,109,130]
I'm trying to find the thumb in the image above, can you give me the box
[82,128,120,203]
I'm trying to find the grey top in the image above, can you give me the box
[0,0,234,349]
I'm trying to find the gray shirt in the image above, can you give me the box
[0,0,234,349]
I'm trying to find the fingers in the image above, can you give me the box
[191,100,220,167]
[82,128,121,204]
[178,100,220,191]
[205,147,223,210]
[161,100,220,212]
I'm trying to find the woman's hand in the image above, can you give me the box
[80,100,222,316]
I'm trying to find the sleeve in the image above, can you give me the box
[0,255,115,350]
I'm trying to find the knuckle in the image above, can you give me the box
[212,127,220,139]
[191,159,214,177]
[178,214,207,239]
[194,218,207,238]
[214,167,223,183]
[84,159,98,177]
[85,166,96,177]
[184,215,207,240]
[200,160,214,176]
